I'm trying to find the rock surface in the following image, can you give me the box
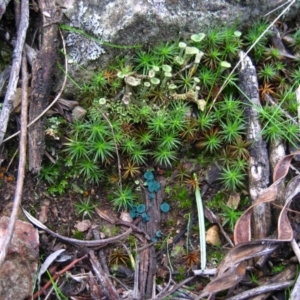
[59,0,300,95]
[0,217,39,300]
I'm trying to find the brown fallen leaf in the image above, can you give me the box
[197,261,247,299]
[234,151,299,245]
[197,151,300,299]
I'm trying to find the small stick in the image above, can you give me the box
[0,44,29,266]
[30,254,88,299]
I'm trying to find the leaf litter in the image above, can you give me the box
[196,151,300,299]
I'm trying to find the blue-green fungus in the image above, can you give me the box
[129,206,138,218]
[149,193,155,200]
[147,180,161,193]
[144,171,154,181]
[137,204,146,213]
[141,212,150,222]
[155,230,162,238]
[160,202,170,213]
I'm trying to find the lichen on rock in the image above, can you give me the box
[65,1,106,64]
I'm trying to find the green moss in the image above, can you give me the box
[36,20,300,216]
[207,247,225,267]
[72,230,85,240]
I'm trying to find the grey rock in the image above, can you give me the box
[60,0,300,95]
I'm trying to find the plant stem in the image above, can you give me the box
[194,173,206,270]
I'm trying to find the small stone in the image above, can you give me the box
[120,211,133,223]
[74,219,92,232]
[206,225,221,246]
[72,106,87,121]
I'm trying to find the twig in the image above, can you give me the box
[43,277,59,300]
[290,238,300,263]
[155,266,172,299]
[148,276,194,300]
[0,0,29,145]
[0,47,29,266]
[30,254,88,299]
[6,148,18,172]
[23,208,132,247]
[89,250,120,299]
[264,0,294,17]
[193,268,217,276]
[226,281,293,300]
[2,28,68,143]
[95,207,150,239]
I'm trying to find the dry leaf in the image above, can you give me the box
[198,261,247,299]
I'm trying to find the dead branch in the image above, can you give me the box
[28,0,62,172]
[238,51,271,240]
[0,50,29,267]
[0,0,29,145]
[2,29,68,144]
[89,250,120,299]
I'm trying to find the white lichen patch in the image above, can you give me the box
[148,0,168,16]
[65,1,106,64]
